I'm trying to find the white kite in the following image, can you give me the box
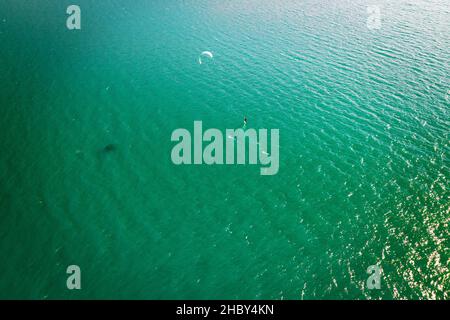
[198,51,213,64]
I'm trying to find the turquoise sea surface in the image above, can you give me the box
[0,0,449,299]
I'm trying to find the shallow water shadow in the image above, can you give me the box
[102,144,117,153]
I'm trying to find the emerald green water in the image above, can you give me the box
[0,0,449,299]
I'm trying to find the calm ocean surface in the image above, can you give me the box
[0,0,448,299]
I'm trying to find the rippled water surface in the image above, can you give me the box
[0,0,449,299]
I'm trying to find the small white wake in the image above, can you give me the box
[227,135,270,156]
